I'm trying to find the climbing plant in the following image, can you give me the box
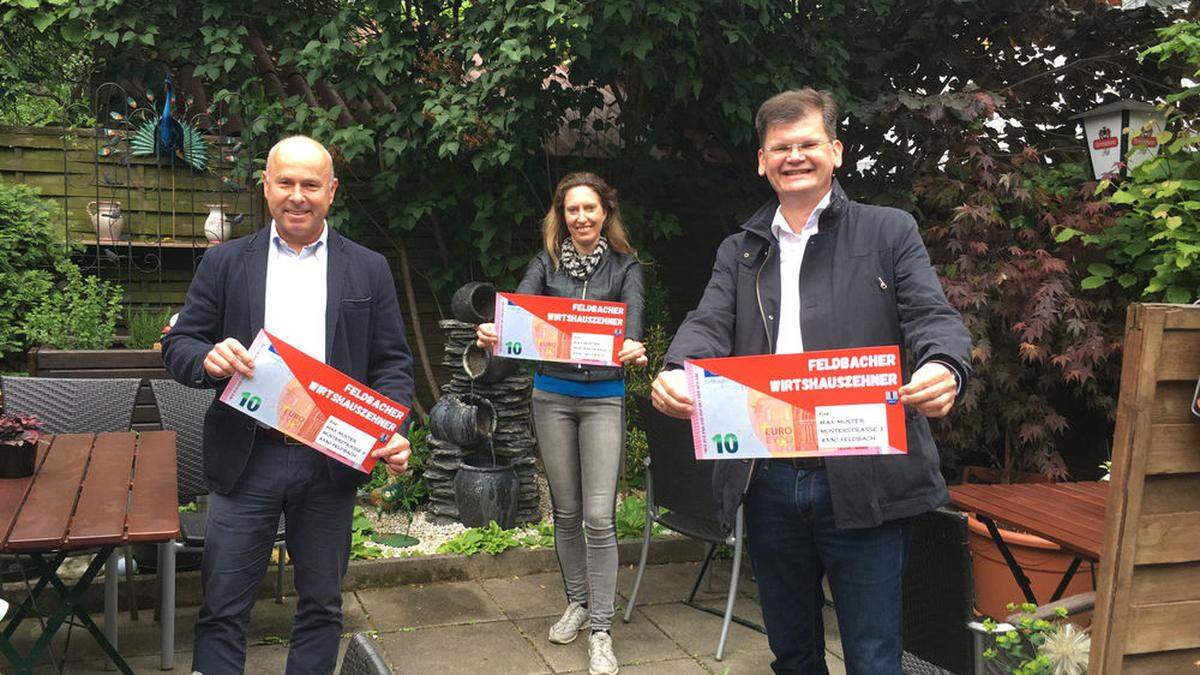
[1071,20,1200,304]
[4,0,1184,297]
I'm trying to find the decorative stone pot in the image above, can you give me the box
[203,204,232,244]
[454,453,519,529]
[462,343,521,384]
[86,200,124,242]
[966,513,1096,624]
[451,282,496,324]
[429,393,496,448]
[0,441,37,479]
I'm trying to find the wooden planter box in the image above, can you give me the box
[26,347,170,431]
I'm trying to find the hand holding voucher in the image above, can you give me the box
[898,362,957,418]
[619,339,648,367]
[475,322,498,349]
[651,369,694,418]
[220,330,411,474]
[371,433,412,476]
[204,337,255,378]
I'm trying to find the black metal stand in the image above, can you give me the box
[0,546,133,674]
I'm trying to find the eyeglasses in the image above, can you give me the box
[765,141,833,157]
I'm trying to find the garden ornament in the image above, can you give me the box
[129,75,208,171]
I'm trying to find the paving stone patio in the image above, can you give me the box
[6,560,848,673]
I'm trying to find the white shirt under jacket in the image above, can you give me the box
[263,221,328,363]
[771,189,831,354]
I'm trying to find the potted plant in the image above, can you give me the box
[981,605,1091,675]
[0,412,44,479]
[916,152,1130,620]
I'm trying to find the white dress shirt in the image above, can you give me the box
[263,221,328,362]
[772,190,831,354]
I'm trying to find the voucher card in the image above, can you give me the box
[492,292,626,367]
[685,346,908,460]
[220,330,410,473]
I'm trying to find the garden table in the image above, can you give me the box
[947,481,1107,606]
[0,431,179,674]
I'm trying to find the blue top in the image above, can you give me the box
[534,373,625,398]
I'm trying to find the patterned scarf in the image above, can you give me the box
[560,236,608,281]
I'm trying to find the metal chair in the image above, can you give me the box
[622,394,762,661]
[0,375,143,666]
[339,632,393,674]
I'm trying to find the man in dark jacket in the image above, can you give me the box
[163,135,414,674]
[650,90,971,674]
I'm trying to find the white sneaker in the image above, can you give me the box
[588,631,619,675]
[548,601,589,644]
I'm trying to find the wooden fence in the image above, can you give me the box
[1,125,453,399]
[1091,303,1200,673]
[0,125,263,247]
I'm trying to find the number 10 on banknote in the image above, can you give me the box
[685,345,908,460]
[492,292,626,366]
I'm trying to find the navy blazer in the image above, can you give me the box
[162,227,415,494]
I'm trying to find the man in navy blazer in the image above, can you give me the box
[162,135,414,674]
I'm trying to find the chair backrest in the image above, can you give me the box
[0,375,141,435]
[339,632,393,675]
[150,379,215,503]
[634,394,728,543]
[902,507,976,675]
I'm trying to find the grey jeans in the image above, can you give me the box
[532,389,624,630]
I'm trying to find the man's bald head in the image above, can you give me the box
[262,135,339,251]
[265,135,336,181]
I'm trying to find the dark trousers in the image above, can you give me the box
[193,439,356,675]
[744,462,910,675]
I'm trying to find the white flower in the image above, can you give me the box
[1038,622,1091,675]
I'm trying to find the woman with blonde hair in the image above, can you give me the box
[477,172,645,675]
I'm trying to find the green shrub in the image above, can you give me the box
[623,322,670,490]
[615,493,666,540]
[126,307,173,349]
[0,180,75,362]
[350,505,383,560]
[1071,23,1200,304]
[22,265,124,350]
[435,520,554,556]
[362,424,430,512]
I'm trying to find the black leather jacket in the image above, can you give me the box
[516,247,644,382]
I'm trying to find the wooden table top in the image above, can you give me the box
[0,431,180,553]
[948,481,1108,561]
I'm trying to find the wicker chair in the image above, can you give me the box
[0,375,141,434]
[150,379,287,596]
[339,632,393,674]
[0,375,144,661]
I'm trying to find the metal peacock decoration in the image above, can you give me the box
[129,75,208,171]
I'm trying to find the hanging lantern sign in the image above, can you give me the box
[1071,100,1164,180]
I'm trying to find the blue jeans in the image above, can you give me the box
[744,462,910,675]
[193,439,357,675]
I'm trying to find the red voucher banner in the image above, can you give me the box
[220,330,410,473]
[492,292,626,366]
[685,345,907,460]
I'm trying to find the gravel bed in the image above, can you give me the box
[360,506,471,557]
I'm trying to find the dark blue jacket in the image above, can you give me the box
[665,181,971,531]
[162,227,414,494]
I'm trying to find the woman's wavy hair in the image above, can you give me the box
[542,172,637,269]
